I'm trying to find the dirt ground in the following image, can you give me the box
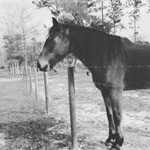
[0,69,150,150]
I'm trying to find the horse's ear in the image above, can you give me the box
[52,17,58,26]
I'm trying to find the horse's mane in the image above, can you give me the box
[121,37,133,46]
[64,23,125,68]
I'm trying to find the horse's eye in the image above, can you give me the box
[49,33,55,40]
[58,34,63,39]
[48,35,52,40]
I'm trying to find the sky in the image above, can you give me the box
[0,0,52,48]
[118,4,150,41]
[0,0,150,51]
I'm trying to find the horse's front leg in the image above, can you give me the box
[101,89,116,146]
[109,88,124,150]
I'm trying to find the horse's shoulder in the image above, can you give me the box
[121,37,133,46]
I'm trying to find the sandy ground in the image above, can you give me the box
[0,69,150,150]
[37,69,150,150]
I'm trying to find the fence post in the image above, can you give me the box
[9,64,11,74]
[12,64,15,75]
[34,68,38,101]
[37,69,40,81]
[68,66,77,150]
[28,67,32,95]
[17,62,20,75]
[13,63,15,75]
[11,64,13,75]
[43,72,49,113]
[24,65,28,88]
[22,68,25,86]
[14,62,16,75]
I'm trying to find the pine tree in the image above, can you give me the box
[107,0,124,34]
[125,0,144,42]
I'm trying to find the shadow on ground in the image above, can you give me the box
[0,117,71,150]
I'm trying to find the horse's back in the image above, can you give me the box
[122,38,150,90]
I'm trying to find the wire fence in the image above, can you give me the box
[6,61,150,150]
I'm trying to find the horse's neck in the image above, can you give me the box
[69,26,100,68]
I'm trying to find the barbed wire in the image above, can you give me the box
[67,63,150,88]
[85,65,150,69]
[67,58,150,69]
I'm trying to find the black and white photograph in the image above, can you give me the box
[0,0,150,150]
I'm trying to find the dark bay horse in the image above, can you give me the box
[37,18,150,150]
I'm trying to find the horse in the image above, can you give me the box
[37,18,150,150]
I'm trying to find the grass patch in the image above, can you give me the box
[0,117,71,150]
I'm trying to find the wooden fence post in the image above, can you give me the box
[17,63,20,75]
[22,69,25,86]
[12,64,15,75]
[24,66,28,88]
[34,68,38,101]
[37,69,40,81]
[9,64,11,74]
[14,62,16,75]
[28,67,32,95]
[11,64,13,75]
[43,72,49,113]
[13,63,15,75]
[68,66,77,150]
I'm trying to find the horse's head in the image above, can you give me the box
[37,18,70,71]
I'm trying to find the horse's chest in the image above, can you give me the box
[91,69,111,87]
[91,67,125,89]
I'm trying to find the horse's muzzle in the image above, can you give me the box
[37,59,49,72]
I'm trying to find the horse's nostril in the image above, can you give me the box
[37,59,49,71]
[37,61,41,70]
[43,64,48,71]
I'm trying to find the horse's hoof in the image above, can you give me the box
[110,146,120,150]
[110,137,124,150]
[110,144,120,150]
[109,137,124,150]
[118,137,124,146]
[105,141,113,147]
[105,139,114,147]
[105,137,115,147]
